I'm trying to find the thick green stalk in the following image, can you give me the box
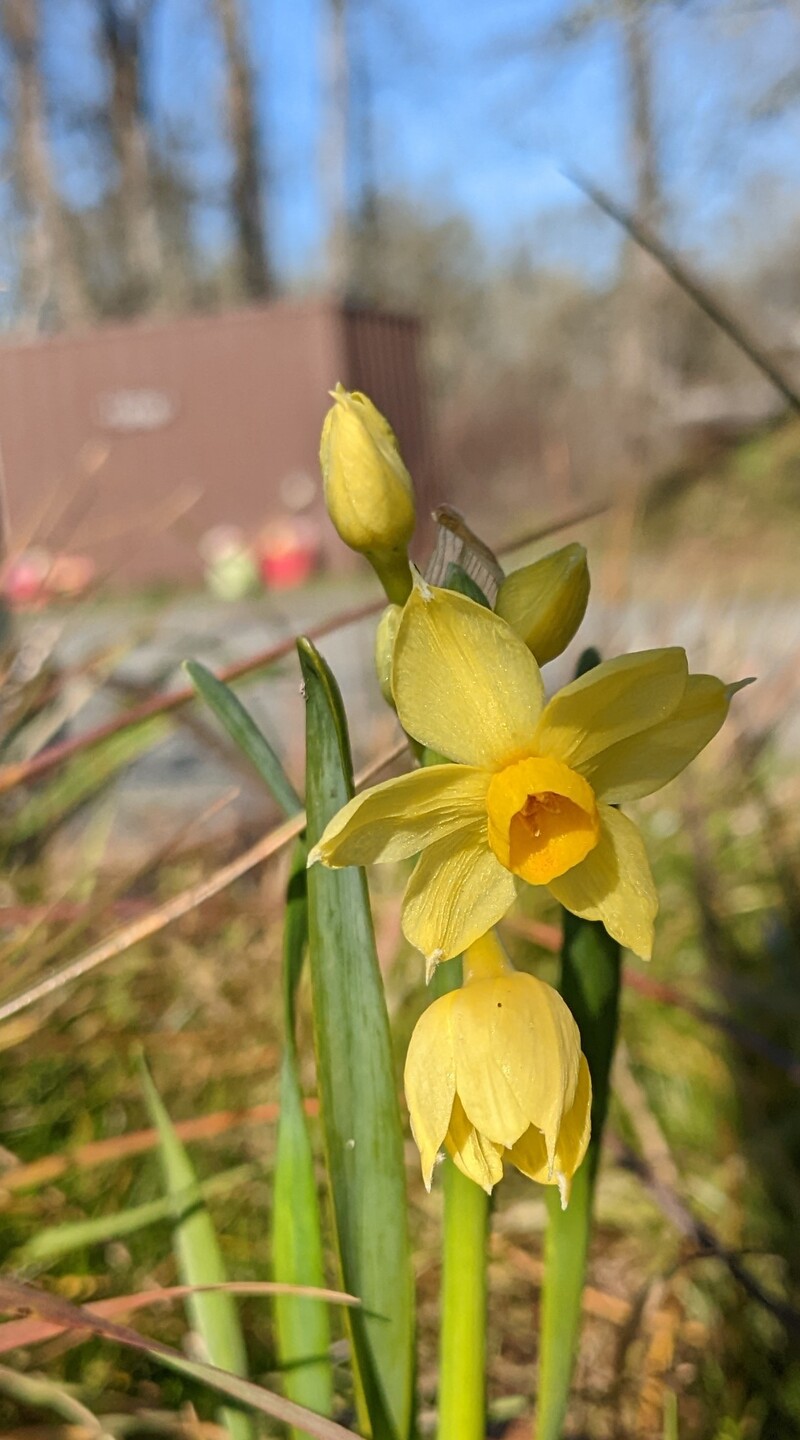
[437,1159,489,1440]
[367,549,413,605]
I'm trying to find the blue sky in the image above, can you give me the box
[13,0,800,285]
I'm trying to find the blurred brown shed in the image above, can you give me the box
[0,300,433,585]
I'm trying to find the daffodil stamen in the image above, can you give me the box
[486,755,600,884]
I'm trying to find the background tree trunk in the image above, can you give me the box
[96,0,163,311]
[2,0,92,331]
[213,0,272,299]
[603,0,665,600]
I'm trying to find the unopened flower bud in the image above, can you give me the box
[495,543,589,665]
[320,384,415,602]
[375,603,402,707]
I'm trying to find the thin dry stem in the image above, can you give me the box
[0,739,407,1025]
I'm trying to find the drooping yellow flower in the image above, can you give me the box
[319,384,415,601]
[495,542,590,665]
[309,579,750,968]
[404,931,591,1202]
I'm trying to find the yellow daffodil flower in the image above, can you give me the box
[495,542,590,665]
[309,579,750,968]
[320,383,415,602]
[404,931,591,1202]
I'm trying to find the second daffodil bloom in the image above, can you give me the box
[309,579,750,968]
[405,931,591,1202]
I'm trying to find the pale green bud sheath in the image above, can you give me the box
[374,603,402,707]
[495,542,590,665]
[319,383,415,604]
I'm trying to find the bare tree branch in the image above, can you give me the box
[565,167,800,412]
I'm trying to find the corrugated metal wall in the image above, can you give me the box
[0,300,433,584]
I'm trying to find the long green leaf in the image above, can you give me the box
[17,1164,253,1265]
[300,637,415,1440]
[140,1062,254,1440]
[185,659,302,818]
[536,910,622,1439]
[273,841,333,1437]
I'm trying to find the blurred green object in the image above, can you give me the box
[17,1163,254,1265]
[201,531,259,602]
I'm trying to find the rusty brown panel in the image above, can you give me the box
[0,300,431,586]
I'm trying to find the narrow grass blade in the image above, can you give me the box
[140,1062,254,1440]
[185,659,302,817]
[3,721,165,845]
[17,1164,253,1265]
[273,841,333,1437]
[300,637,415,1440]
[536,910,622,1440]
[664,1390,679,1440]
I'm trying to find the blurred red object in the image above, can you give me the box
[2,549,51,608]
[257,519,320,590]
[2,549,96,608]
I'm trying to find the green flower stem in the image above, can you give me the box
[437,1158,490,1440]
[367,549,413,605]
[428,953,490,1440]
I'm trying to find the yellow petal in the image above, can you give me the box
[309,764,489,867]
[534,649,688,771]
[445,1094,505,1193]
[404,993,458,1190]
[392,581,545,768]
[401,822,518,967]
[508,1054,592,1207]
[451,973,582,1155]
[549,804,658,959]
[583,674,733,802]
